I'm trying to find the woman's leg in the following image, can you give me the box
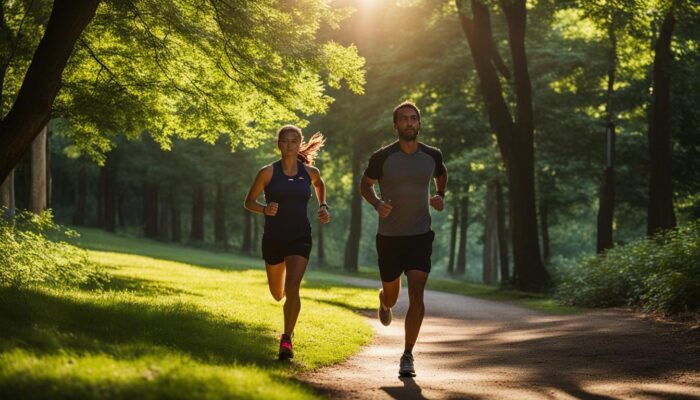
[265,262,286,301]
[282,255,308,336]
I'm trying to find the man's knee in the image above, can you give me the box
[407,286,425,305]
[384,292,399,308]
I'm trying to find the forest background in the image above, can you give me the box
[1,0,698,299]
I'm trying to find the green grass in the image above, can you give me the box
[68,228,581,315]
[424,277,583,314]
[322,264,582,314]
[1,228,377,399]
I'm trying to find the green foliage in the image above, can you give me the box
[1,0,366,163]
[0,209,105,289]
[556,220,700,315]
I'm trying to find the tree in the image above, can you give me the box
[28,125,48,214]
[0,0,100,183]
[456,0,550,291]
[647,8,677,236]
[482,179,499,284]
[0,0,366,183]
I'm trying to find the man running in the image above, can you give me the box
[360,101,448,377]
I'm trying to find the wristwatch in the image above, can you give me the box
[320,203,329,210]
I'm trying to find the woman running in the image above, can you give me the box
[244,125,330,360]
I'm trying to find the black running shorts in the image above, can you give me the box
[262,234,312,265]
[375,230,434,282]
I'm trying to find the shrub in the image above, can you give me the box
[556,220,700,316]
[0,208,105,290]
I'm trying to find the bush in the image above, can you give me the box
[0,208,105,290]
[556,220,700,316]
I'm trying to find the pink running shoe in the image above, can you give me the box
[278,334,294,360]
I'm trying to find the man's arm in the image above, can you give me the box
[360,175,392,218]
[360,175,381,207]
[434,169,447,196]
[429,169,448,211]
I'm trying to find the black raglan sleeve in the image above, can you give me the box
[363,149,385,180]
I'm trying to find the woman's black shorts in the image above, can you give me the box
[262,234,312,265]
[375,230,434,282]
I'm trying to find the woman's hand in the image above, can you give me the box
[318,206,330,224]
[264,202,279,216]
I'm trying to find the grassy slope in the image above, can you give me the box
[1,228,376,399]
[70,228,581,314]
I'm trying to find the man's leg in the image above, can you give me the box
[398,269,428,377]
[381,277,401,308]
[404,269,428,354]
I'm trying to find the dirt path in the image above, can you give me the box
[300,277,700,399]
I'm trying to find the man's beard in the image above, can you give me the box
[398,127,418,141]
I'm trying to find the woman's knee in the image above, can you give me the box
[270,288,285,302]
[285,284,301,298]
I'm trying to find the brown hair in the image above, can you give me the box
[392,100,421,123]
[276,125,325,165]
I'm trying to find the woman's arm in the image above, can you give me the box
[307,165,330,223]
[244,165,276,215]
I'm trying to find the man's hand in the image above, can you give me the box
[429,195,444,211]
[375,199,393,219]
[318,206,330,224]
[264,202,279,216]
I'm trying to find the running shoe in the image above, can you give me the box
[399,353,416,377]
[278,334,293,360]
[378,289,392,326]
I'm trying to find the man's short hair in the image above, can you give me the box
[392,101,421,123]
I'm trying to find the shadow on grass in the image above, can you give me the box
[0,285,277,368]
[104,276,201,297]
[301,280,375,313]
[59,227,263,273]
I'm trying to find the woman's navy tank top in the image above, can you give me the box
[263,160,312,241]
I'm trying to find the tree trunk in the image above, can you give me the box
[456,194,469,275]
[539,198,550,263]
[214,181,227,246]
[241,210,253,253]
[597,161,615,253]
[97,166,105,228]
[597,20,617,253]
[143,183,159,238]
[253,214,260,253]
[483,181,499,284]
[159,190,171,241]
[0,169,15,219]
[103,154,117,233]
[170,186,181,243]
[72,163,86,225]
[317,221,326,268]
[344,149,362,272]
[190,183,204,241]
[0,0,100,183]
[457,0,549,291]
[46,130,52,210]
[29,125,47,214]
[647,11,676,236]
[496,181,510,284]
[117,194,126,227]
[447,199,459,274]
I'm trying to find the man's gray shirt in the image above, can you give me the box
[364,141,446,236]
